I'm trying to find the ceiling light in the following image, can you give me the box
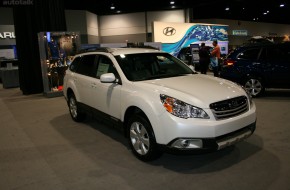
[280,4,285,7]
[170,1,175,5]
[171,5,176,8]
[225,7,230,11]
[110,4,115,10]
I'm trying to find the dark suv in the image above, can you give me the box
[220,42,290,97]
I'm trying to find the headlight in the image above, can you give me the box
[160,94,209,119]
[241,85,253,105]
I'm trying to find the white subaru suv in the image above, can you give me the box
[63,47,256,161]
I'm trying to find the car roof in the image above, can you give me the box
[240,41,290,48]
[76,47,161,56]
[110,48,161,56]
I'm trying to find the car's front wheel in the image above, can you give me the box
[68,93,86,122]
[244,77,264,97]
[127,114,162,161]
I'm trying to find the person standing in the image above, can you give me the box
[210,40,221,77]
[198,43,210,74]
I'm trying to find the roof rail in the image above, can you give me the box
[77,47,112,54]
[126,44,160,50]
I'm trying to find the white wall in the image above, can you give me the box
[99,10,185,36]
[66,10,290,45]
[99,12,146,37]
[65,10,87,34]
[86,11,99,43]
[65,10,99,43]
[147,10,185,33]
[98,10,186,43]
[86,11,99,37]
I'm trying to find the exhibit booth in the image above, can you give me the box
[153,21,229,64]
[38,32,81,97]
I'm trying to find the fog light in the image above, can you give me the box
[171,139,203,149]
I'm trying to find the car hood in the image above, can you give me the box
[139,74,246,108]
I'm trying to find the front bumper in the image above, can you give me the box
[158,121,256,155]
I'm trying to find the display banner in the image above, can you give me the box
[190,44,200,64]
[0,25,16,46]
[153,21,228,56]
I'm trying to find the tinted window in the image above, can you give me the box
[276,44,290,62]
[75,55,97,77]
[259,45,290,62]
[266,47,281,61]
[237,48,260,60]
[95,55,118,79]
[69,56,81,72]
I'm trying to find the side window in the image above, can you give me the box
[237,48,260,60]
[278,45,290,62]
[266,47,281,61]
[95,55,117,79]
[75,54,97,77]
[69,56,81,72]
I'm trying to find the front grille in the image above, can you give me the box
[210,96,249,120]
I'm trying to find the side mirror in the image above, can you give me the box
[100,73,116,83]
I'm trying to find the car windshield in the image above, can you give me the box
[115,52,195,81]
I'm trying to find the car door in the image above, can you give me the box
[74,54,97,106]
[91,55,121,119]
[260,45,290,87]
[236,47,263,76]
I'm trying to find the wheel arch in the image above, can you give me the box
[243,73,265,97]
[123,106,153,138]
[66,88,74,98]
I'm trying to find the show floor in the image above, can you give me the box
[0,84,290,190]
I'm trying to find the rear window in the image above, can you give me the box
[237,48,261,60]
[69,56,81,72]
[75,55,97,77]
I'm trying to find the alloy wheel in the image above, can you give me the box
[69,97,78,118]
[244,78,262,96]
[129,121,150,155]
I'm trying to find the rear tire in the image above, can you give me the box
[127,114,162,161]
[244,77,264,97]
[68,93,86,122]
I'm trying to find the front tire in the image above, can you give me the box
[68,93,86,122]
[127,114,162,161]
[244,77,264,97]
